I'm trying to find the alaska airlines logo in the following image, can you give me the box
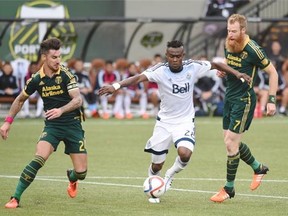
[172,83,190,94]
[9,0,76,62]
[227,54,242,67]
[42,85,64,97]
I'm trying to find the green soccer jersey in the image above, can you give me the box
[23,65,82,124]
[224,36,270,103]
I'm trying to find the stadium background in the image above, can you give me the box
[0,0,287,63]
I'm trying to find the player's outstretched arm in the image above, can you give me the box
[0,92,28,140]
[98,74,148,96]
[211,62,251,84]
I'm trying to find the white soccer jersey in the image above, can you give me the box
[142,59,212,124]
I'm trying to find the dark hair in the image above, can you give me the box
[154,53,162,58]
[40,37,62,55]
[105,60,113,65]
[167,40,184,48]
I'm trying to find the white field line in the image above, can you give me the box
[1,175,288,183]
[0,175,287,200]
[11,119,288,126]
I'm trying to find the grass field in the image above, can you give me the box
[0,116,287,216]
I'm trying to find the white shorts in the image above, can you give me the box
[144,120,195,157]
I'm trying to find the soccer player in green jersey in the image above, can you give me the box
[0,38,87,208]
[210,14,279,203]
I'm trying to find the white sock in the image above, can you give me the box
[36,98,44,116]
[154,107,159,116]
[113,94,124,115]
[165,156,188,177]
[123,94,131,114]
[139,92,148,114]
[23,100,29,116]
[279,106,286,113]
[100,95,108,113]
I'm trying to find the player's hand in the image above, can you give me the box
[45,108,63,120]
[216,70,226,78]
[98,85,116,96]
[266,103,276,116]
[0,123,11,140]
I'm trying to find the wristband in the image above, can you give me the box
[4,116,14,124]
[268,95,276,104]
[112,83,121,90]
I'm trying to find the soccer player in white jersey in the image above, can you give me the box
[98,40,250,203]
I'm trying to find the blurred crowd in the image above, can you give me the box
[203,0,250,36]
[1,41,288,119]
[2,0,287,119]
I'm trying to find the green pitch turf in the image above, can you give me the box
[0,117,287,216]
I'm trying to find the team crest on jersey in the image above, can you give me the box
[240,51,248,59]
[186,72,192,80]
[55,76,62,84]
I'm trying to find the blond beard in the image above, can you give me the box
[225,34,247,53]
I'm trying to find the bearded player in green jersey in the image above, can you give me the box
[210,14,278,203]
[0,38,87,208]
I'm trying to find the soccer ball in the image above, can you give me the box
[143,176,165,198]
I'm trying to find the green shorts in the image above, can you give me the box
[223,98,256,134]
[38,122,87,155]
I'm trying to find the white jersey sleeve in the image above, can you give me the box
[189,60,212,80]
[141,63,164,82]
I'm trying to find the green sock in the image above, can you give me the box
[68,170,78,182]
[225,152,240,189]
[68,170,87,182]
[13,155,45,200]
[239,142,260,170]
[75,170,87,180]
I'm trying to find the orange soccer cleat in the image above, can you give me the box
[141,113,149,119]
[210,187,235,203]
[250,164,269,191]
[5,197,19,208]
[125,113,133,119]
[67,169,78,198]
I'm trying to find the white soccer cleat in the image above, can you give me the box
[148,198,160,203]
[164,175,174,192]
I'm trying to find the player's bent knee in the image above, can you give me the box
[179,153,191,163]
[178,147,192,162]
[75,170,87,180]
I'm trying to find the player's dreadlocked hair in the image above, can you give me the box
[40,37,62,55]
[167,40,184,49]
